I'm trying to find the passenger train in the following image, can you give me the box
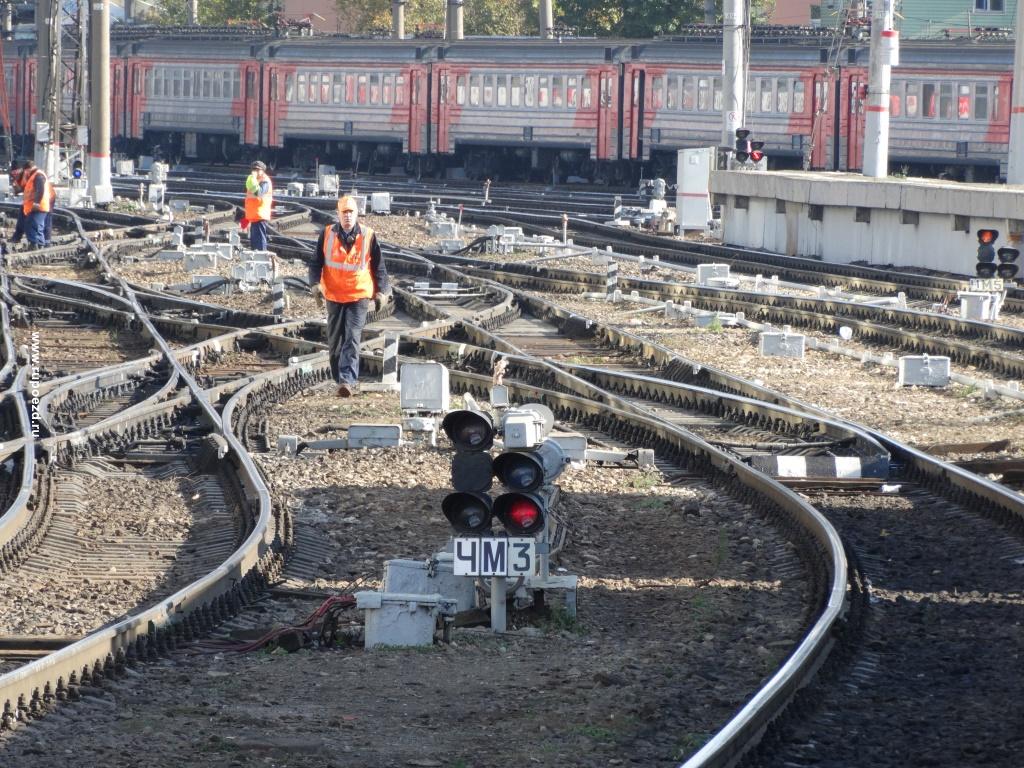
[0,27,1014,183]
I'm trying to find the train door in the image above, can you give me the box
[808,70,831,170]
[125,59,147,140]
[265,64,288,148]
[622,63,644,161]
[595,66,618,161]
[241,63,259,146]
[844,69,867,171]
[407,64,428,155]
[432,64,448,155]
[111,60,125,140]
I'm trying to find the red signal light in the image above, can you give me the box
[977,229,998,245]
[493,492,547,535]
[506,498,539,531]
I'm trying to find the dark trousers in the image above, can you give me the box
[249,220,269,251]
[11,209,24,243]
[326,298,369,385]
[25,211,46,245]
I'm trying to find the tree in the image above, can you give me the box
[335,0,534,36]
[144,0,274,26]
[553,0,781,38]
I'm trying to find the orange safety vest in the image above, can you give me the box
[320,225,375,303]
[244,175,273,222]
[22,169,52,216]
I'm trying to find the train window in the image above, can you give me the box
[776,79,788,112]
[552,75,563,108]
[745,80,756,113]
[357,74,367,104]
[284,74,292,103]
[170,70,179,98]
[296,73,306,103]
[246,70,256,100]
[320,72,329,103]
[525,76,536,107]
[793,79,805,113]
[484,75,494,106]
[975,84,989,120]
[384,74,393,105]
[333,74,342,104]
[497,75,508,106]
[396,74,405,105]
[567,76,578,108]
[650,76,663,109]
[940,82,954,119]
[760,79,773,113]
[346,74,355,103]
[456,75,466,105]
[512,75,523,107]
[975,0,1004,10]
[600,76,611,108]
[470,75,481,106]
[582,76,592,108]
[369,74,380,104]
[666,76,678,109]
[958,84,971,119]
[697,77,711,111]
[713,77,722,111]
[271,72,278,102]
[310,74,319,104]
[682,77,694,110]
[202,71,210,99]
[411,75,419,106]
[905,81,919,117]
[233,71,241,99]
[538,76,549,107]
[215,71,225,99]
[439,73,449,104]
[890,81,902,117]
[922,83,936,117]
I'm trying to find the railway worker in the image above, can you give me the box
[308,194,391,398]
[20,160,51,247]
[244,160,273,251]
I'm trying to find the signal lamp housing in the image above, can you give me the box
[442,491,494,534]
[493,492,546,536]
[442,409,495,451]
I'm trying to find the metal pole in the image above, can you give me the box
[188,0,198,25]
[704,0,715,25]
[35,0,60,174]
[391,0,405,39]
[88,0,112,203]
[540,0,553,38]
[721,0,745,150]
[490,577,506,632]
[124,0,133,23]
[862,0,896,178]
[1008,4,1024,183]
[447,0,463,41]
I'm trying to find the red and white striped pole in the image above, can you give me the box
[1008,6,1024,183]
[862,0,897,178]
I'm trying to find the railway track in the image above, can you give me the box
[0,195,1023,767]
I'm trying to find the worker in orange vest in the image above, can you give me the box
[308,194,391,397]
[20,160,51,247]
[244,160,272,251]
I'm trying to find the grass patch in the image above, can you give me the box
[577,723,618,743]
[629,471,660,490]
[542,605,584,635]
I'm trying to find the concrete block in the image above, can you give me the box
[320,174,339,195]
[286,182,304,196]
[347,424,402,448]
[355,591,455,649]
[304,183,320,197]
[440,239,465,253]
[759,332,806,359]
[430,220,459,238]
[898,354,950,387]
[183,251,217,271]
[697,263,731,285]
[383,557,476,612]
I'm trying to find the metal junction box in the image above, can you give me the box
[400,363,450,412]
[759,332,806,359]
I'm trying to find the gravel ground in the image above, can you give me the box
[0,469,196,636]
[537,293,1024,452]
[1,385,810,768]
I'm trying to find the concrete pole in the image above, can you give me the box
[35,0,60,174]
[447,0,463,41]
[188,0,198,25]
[704,0,716,25]
[88,0,112,203]
[391,0,405,39]
[124,0,133,23]
[1007,5,1024,183]
[862,0,896,177]
[721,0,745,149]
[540,0,553,38]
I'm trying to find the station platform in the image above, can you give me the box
[710,170,1024,276]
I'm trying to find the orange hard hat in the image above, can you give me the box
[337,195,358,215]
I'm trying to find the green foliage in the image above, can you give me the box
[629,470,660,490]
[143,0,273,26]
[555,0,778,38]
[334,0,536,36]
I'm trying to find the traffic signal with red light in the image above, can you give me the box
[749,141,765,164]
[997,247,1020,280]
[976,229,998,278]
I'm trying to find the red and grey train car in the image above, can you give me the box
[0,32,1017,182]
